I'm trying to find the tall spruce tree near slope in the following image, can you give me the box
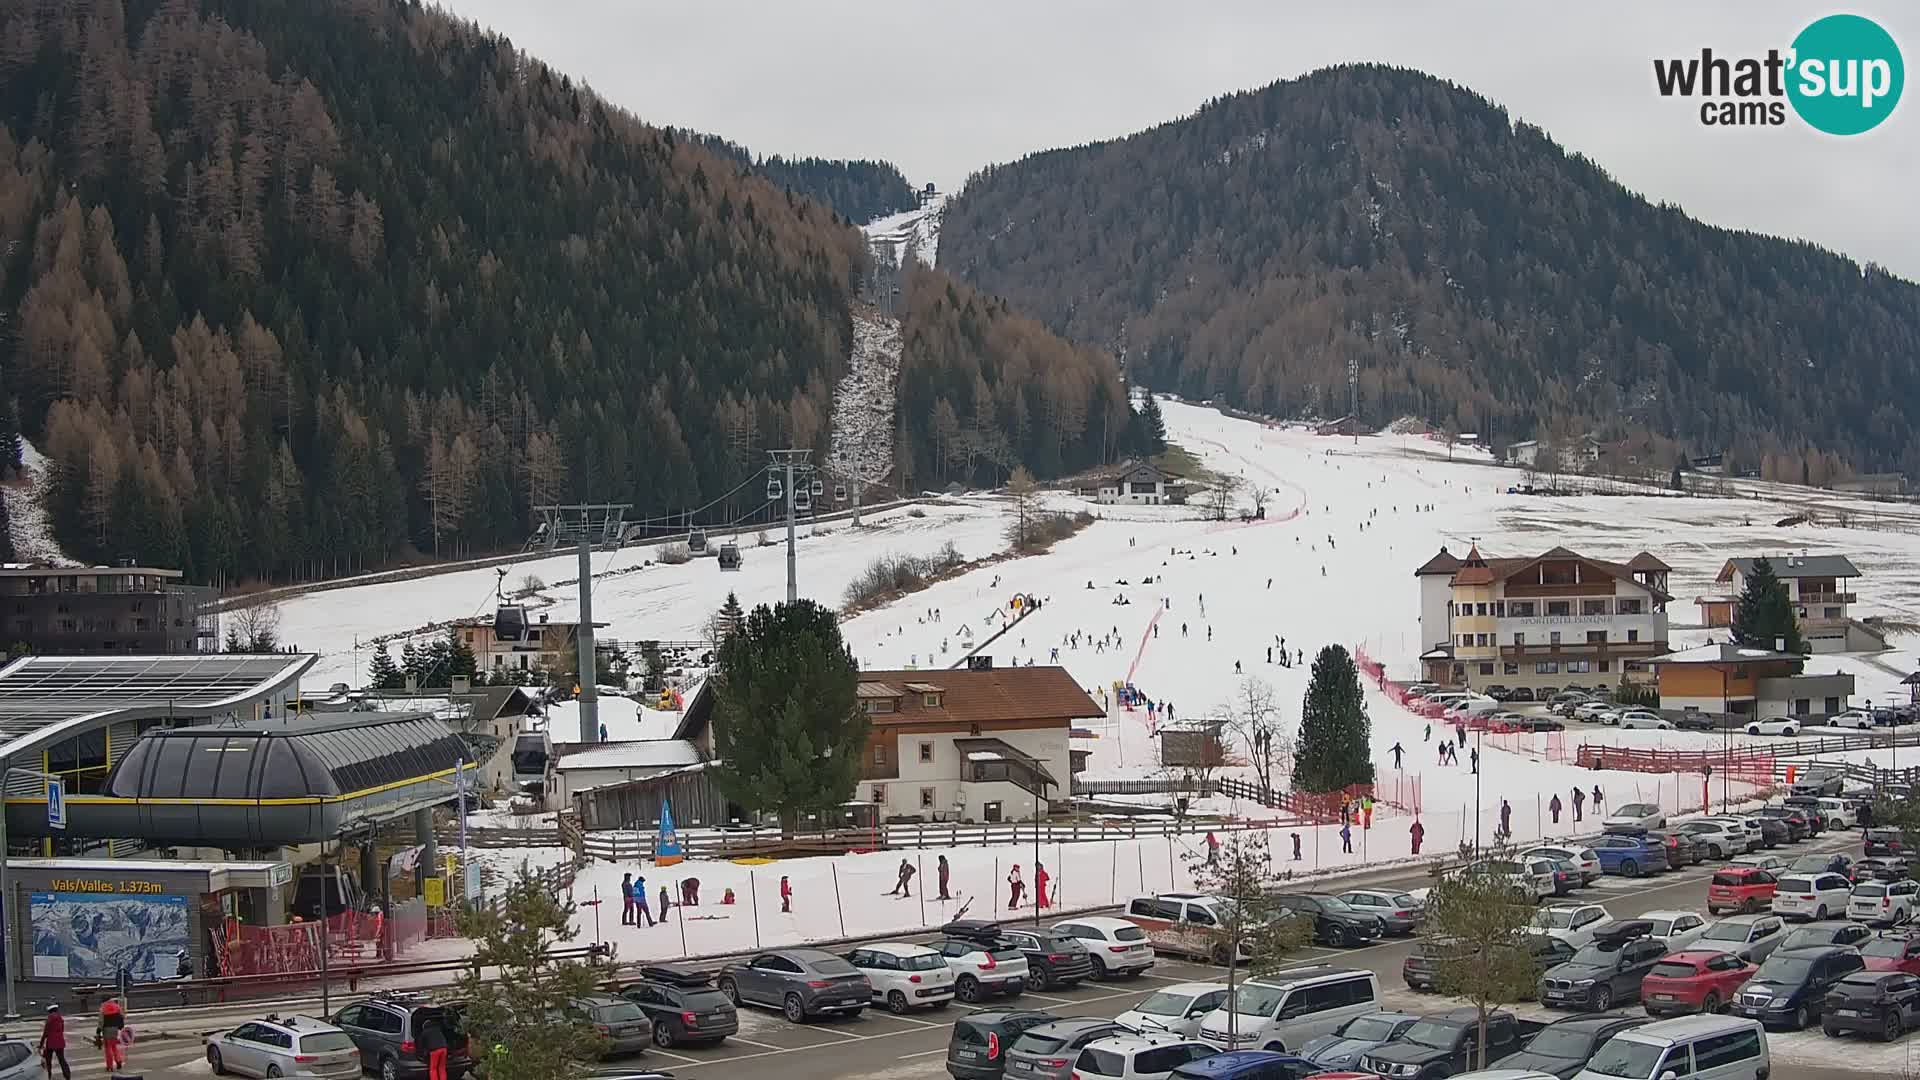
[366,644,402,690]
[1731,556,1806,657]
[709,600,870,833]
[1295,645,1374,792]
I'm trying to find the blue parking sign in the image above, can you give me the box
[46,778,65,830]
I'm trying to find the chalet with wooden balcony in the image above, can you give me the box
[1696,554,1885,654]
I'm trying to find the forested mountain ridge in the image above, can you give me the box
[0,0,1123,586]
[940,64,1920,479]
[677,131,920,225]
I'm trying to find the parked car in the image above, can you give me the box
[1640,950,1759,1017]
[1489,1013,1649,1079]
[934,924,1031,1002]
[1051,917,1155,980]
[1521,716,1567,733]
[1166,1050,1323,1080]
[1754,806,1817,840]
[1708,868,1780,916]
[329,994,470,1080]
[1445,860,1556,902]
[1196,967,1380,1052]
[1850,880,1920,926]
[1296,1012,1419,1072]
[1730,945,1866,1029]
[717,948,870,1022]
[1861,932,1920,975]
[1815,797,1856,829]
[1531,905,1613,950]
[1697,915,1788,964]
[1865,828,1909,858]
[1071,1035,1219,1080]
[0,1037,38,1080]
[1781,797,1830,831]
[1770,874,1854,921]
[1572,702,1615,722]
[1701,817,1764,853]
[1357,1008,1543,1080]
[1115,984,1233,1039]
[997,926,1095,992]
[1644,830,1700,869]
[206,1015,360,1080]
[1745,717,1801,737]
[1673,711,1720,732]
[1588,833,1670,878]
[1778,920,1873,952]
[1523,846,1601,885]
[1403,935,1573,993]
[1787,853,1854,881]
[1508,688,1537,703]
[1674,821,1745,861]
[1829,710,1876,731]
[1820,970,1920,1040]
[1545,859,1585,896]
[1125,894,1253,965]
[1790,767,1846,796]
[1728,853,1786,872]
[1641,911,1711,951]
[845,942,956,1013]
[617,965,739,1048]
[1005,1017,1137,1080]
[1335,889,1426,935]
[1571,1015,1769,1080]
[1856,855,1919,882]
[1537,924,1669,1012]
[1601,803,1667,832]
[947,1010,1060,1080]
[555,995,651,1059]
[1740,815,1791,848]
[1617,711,1671,730]
[1266,893,1386,948]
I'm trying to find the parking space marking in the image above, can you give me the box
[645,1048,702,1064]
[898,1048,948,1059]
[724,1036,788,1051]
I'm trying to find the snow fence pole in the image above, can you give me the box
[1110,841,1118,903]
[1135,846,1144,894]
[1167,835,1176,890]
[749,870,762,948]
[831,865,848,938]
[918,854,926,925]
[994,858,1001,916]
[676,878,689,955]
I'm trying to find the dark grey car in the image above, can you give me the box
[1002,1018,1134,1080]
[718,949,870,1023]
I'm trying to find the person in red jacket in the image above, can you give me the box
[1034,862,1051,909]
[780,875,792,913]
[98,999,127,1072]
[39,1004,71,1080]
[1409,819,1426,856]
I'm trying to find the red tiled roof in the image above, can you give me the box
[858,666,1104,725]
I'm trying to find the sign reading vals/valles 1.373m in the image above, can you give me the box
[47,878,171,894]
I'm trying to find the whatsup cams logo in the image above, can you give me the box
[1653,13,1904,133]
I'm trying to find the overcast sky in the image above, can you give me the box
[436,1,1919,280]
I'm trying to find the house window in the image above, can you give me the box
[1550,631,1562,644]
[1509,601,1536,617]
[864,698,896,714]
[918,742,934,763]
[1478,663,1494,676]
[1476,603,1488,616]
[1824,607,1841,619]
[1547,601,1572,616]
[924,693,943,707]
[872,784,886,803]
[1460,634,1472,647]
[1794,698,1810,714]
[1627,629,1639,643]
[1598,660,1611,673]
[1513,632,1525,646]
[920,787,936,809]
[1478,634,1492,647]
[1825,697,1841,713]
[1617,598,1643,614]
[1582,599,1608,616]
[1494,602,1506,617]
[493,654,504,667]
[873,744,887,766]
[1566,660,1592,673]
[1504,662,1520,675]
[1586,630,1608,644]
[464,631,475,643]
[1536,661,1560,674]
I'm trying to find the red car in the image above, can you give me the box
[1640,949,1757,1016]
[1861,933,1920,975]
[1706,867,1778,915]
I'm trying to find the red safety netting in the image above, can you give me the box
[214,902,430,977]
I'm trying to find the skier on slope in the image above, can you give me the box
[890,858,916,897]
[1007,864,1026,908]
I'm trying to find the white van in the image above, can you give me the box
[1195,966,1379,1053]
[1572,1014,1768,1080]
[1446,697,1501,721]
[1124,894,1252,964]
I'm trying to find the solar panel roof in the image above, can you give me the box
[0,653,314,754]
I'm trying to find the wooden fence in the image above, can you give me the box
[574,817,1280,863]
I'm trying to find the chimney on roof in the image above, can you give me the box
[539,613,550,623]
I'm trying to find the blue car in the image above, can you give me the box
[1169,1050,1321,1080]
[1589,833,1670,877]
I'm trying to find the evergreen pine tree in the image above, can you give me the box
[719,592,745,638]
[1731,556,1806,656]
[223,626,246,653]
[1294,644,1375,792]
[709,599,870,833]
[400,640,426,687]
[367,643,402,690]
[446,628,478,679]
[424,634,455,687]
[0,491,13,562]
[1669,462,1682,490]
[0,397,20,477]
[1138,395,1168,454]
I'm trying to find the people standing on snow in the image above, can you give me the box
[1007,865,1026,908]
[1340,822,1353,854]
[1035,862,1052,909]
[1267,647,1273,664]
[1499,799,1513,841]
[1470,747,1481,774]
[1291,832,1303,860]
[1205,832,1220,866]
[1438,741,1449,766]
[1549,794,1563,824]
[1361,796,1374,830]
[1390,742,1404,769]
[780,875,793,913]
[1423,722,1432,742]
[633,874,655,927]
[1572,786,1585,822]
[1234,661,1242,674]
[620,873,636,925]
[891,858,916,897]
[1591,785,1605,811]
[937,855,952,900]
[1409,819,1425,855]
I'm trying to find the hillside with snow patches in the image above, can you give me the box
[1,440,77,566]
[825,309,901,491]
[862,193,946,267]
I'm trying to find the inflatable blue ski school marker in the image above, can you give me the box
[657,799,684,867]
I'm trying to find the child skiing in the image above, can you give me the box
[890,858,916,897]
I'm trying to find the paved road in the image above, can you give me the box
[110,829,1910,1080]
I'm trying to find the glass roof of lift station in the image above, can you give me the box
[106,712,475,801]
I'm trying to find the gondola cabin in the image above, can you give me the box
[688,529,708,555]
[717,542,742,571]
